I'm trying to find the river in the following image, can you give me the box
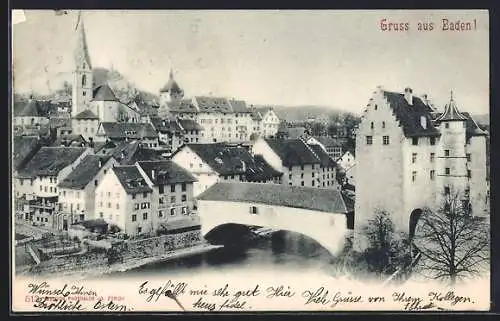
[104,229,339,279]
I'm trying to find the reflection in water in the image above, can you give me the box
[105,229,336,279]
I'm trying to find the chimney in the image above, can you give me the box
[151,170,155,180]
[120,151,125,160]
[404,87,413,105]
[98,158,102,168]
[162,120,166,127]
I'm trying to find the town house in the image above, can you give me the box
[57,155,117,229]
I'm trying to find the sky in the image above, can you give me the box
[12,10,489,114]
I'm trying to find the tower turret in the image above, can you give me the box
[71,11,93,118]
[158,68,184,119]
[435,91,469,211]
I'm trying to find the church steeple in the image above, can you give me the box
[74,11,92,70]
[72,11,93,118]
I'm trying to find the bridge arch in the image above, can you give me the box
[201,219,348,257]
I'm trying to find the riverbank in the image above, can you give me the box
[18,242,224,280]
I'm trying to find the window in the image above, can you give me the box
[159,210,164,218]
[444,186,450,195]
[250,206,258,214]
[132,194,136,199]
[374,104,378,110]
[300,165,304,171]
[171,196,176,203]
[430,170,435,180]
[382,121,386,129]
[137,227,142,233]
[412,153,417,164]
[134,203,139,210]
[312,164,315,170]
[107,202,111,208]
[171,184,176,193]
[430,153,435,162]
[445,167,450,175]
[412,171,417,182]
[312,172,315,178]
[445,123,449,129]
[370,122,374,129]
[132,214,137,222]
[143,192,148,198]
[116,203,119,209]
[182,207,188,215]
[383,136,389,145]
[288,174,292,180]
[170,208,176,216]
[300,173,304,179]
[40,186,42,192]
[181,194,187,202]
[445,150,450,157]
[143,213,148,220]
[412,137,418,145]
[159,197,164,204]
[159,185,164,194]
[312,180,315,186]
[301,181,304,186]
[466,153,471,162]
[430,137,436,145]
[467,170,471,178]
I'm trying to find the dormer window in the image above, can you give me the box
[420,116,427,129]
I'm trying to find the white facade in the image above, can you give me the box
[355,87,489,247]
[198,199,349,255]
[171,146,230,196]
[71,118,99,139]
[57,157,117,226]
[260,109,280,138]
[94,168,154,236]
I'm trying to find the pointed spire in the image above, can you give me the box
[435,89,467,122]
[74,11,92,70]
[169,68,174,79]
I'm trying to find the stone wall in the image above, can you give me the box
[30,251,108,275]
[123,230,202,259]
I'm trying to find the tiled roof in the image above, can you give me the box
[312,136,343,147]
[308,144,337,168]
[18,147,88,177]
[13,100,41,117]
[382,90,441,138]
[228,99,251,113]
[198,182,348,214]
[341,190,355,212]
[58,155,113,189]
[286,127,308,139]
[264,138,321,167]
[246,155,283,181]
[169,99,199,113]
[178,119,203,131]
[137,160,197,185]
[93,84,118,102]
[113,165,153,194]
[462,112,488,139]
[435,96,468,122]
[160,70,183,94]
[100,122,159,140]
[251,109,263,121]
[111,141,165,165]
[53,134,87,147]
[74,109,99,120]
[150,116,183,133]
[13,136,42,170]
[194,96,233,113]
[184,143,282,180]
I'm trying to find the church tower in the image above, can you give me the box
[71,11,93,118]
[158,69,184,119]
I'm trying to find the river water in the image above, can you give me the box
[105,229,338,279]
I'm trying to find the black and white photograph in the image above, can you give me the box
[11,9,490,312]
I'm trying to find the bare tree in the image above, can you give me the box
[414,192,490,285]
